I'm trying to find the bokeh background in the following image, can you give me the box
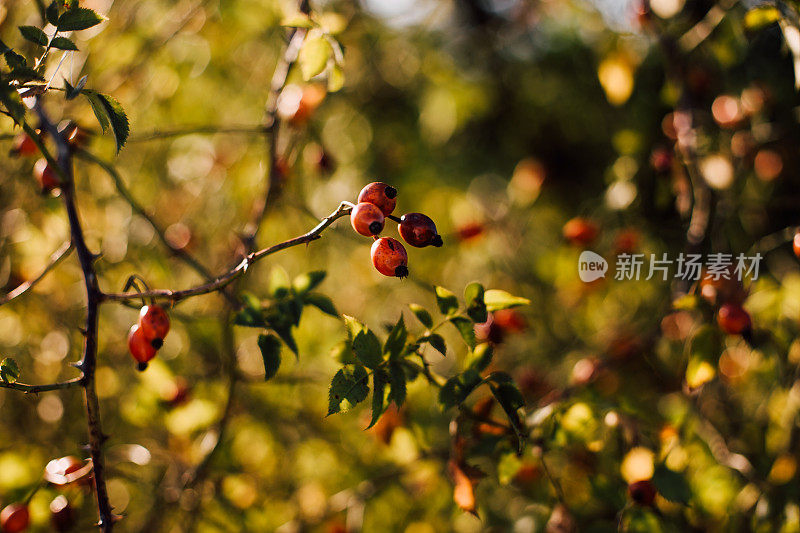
[3,0,800,531]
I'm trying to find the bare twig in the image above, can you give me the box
[102,201,352,303]
[0,241,73,306]
[0,376,83,393]
[32,101,116,531]
[128,124,268,142]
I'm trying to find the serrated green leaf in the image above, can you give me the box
[293,270,326,294]
[46,2,61,26]
[4,50,27,71]
[388,361,406,407]
[51,37,78,51]
[233,308,265,328]
[0,358,20,383]
[281,13,314,28]
[304,292,337,316]
[435,286,459,316]
[367,369,388,429]
[19,26,49,47]
[8,68,44,83]
[327,365,369,415]
[449,316,476,348]
[298,36,332,80]
[408,303,433,328]
[85,91,128,152]
[439,369,482,410]
[419,333,446,357]
[384,314,407,359]
[257,334,282,381]
[652,464,691,504]
[467,343,493,372]
[484,290,530,312]
[353,329,382,369]
[57,7,106,31]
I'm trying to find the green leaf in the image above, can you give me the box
[4,49,27,71]
[57,8,106,31]
[46,2,61,26]
[293,270,326,294]
[352,329,382,369]
[85,91,129,152]
[388,362,407,407]
[744,6,781,32]
[298,36,332,80]
[439,369,482,410]
[273,325,298,357]
[484,290,530,312]
[257,334,282,381]
[467,343,493,372]
[327,365,369,415]
[281,13,314,28]
[19,26,49,47]
[464,282,487,323]
[489,380,526,452]
[449,316,476,348]
[51,37,78,51]
[652,464,691,504]
[435,286,459,316]
[327,64,345,93]
[0,358,20,383]
[367,369,388,429]
[419,334,446,357]
[408,303,433,328]
[64,75,87,100]
[8,68,44,83]
[304,293,337,317]
[269,267,291,298]
[384,314,407,359]
[0,86,26,124]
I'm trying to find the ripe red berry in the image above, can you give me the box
[793,231,800,259]
[371,237,408,278]
[717,303,752,336]
[128,324,157,371]
[0,503,30,533]
[138,305,170,348]
[33,158,59,193]
[563,217,598,246]
[398,213,442,248]
[628,480,657,506]
[50,496,75,532]
[11,132,38,157]
[357,182,397,216]
[350,202,385,236]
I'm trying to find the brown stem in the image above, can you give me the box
[0,376,83,393]
[34,101,116,532]
[0,241,73,306]
[102,202,353,303]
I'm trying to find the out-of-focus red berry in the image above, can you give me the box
[628,480,657,506]
[0,503,30,533]
[717,303,751,336]
[563,217,598,247]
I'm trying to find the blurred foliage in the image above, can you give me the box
[3,0,800,531]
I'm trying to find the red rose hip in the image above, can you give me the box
[357,182,397,216]
[717,303,751,336]
[350,202,385,236]
[398,213,442,247]
[0,503,30,533]
[628,480,657,506]
[793,231,800,259]
[128,324,157,371]
[371,237,409,278]
[11,132,38,157]
[139,305,170,348]
[563,217,598,246]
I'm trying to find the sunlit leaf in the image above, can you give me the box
[435,286,459,315]
[257,334,281,381]
[0,358,20,383]
[57,8,106,31]
[298,36,332,81]
[484,290,530,312]
[408,303,433,328]
[327,365,369,415]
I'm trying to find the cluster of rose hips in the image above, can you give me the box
[127,304,170,371]
[0,455,91,532]
[349,182,442,278]
[9,122,86,194]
